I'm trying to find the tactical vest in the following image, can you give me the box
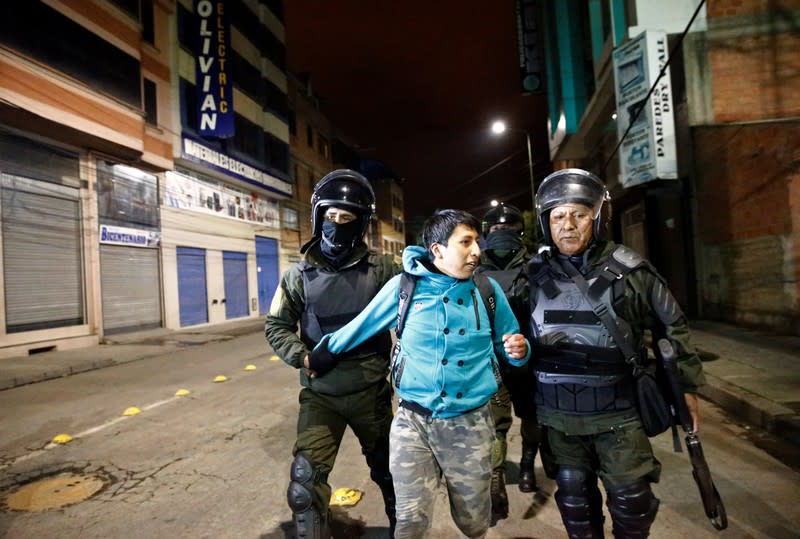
[475,260,528,332]
[529,248,643,415]
[300,254,391,360]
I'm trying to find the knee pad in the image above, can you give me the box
[606,479,659,538]
[555,467,605,537]
[287,452,317,513]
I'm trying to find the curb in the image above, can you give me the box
[699,372,800,446]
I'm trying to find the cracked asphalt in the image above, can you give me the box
[1,331,798,538]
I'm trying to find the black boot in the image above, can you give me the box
[491,467,509,521]
[519,448,537,492]
[376,478,396,538]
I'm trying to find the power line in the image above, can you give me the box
[602,0,707,174]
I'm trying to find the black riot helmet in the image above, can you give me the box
[482,203,524,236]
[535,168,610,245]
[301,169,376,253]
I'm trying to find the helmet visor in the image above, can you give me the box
[536,170,608,219]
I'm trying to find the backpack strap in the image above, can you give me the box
[395,272,417,338]
[395,271,497,339]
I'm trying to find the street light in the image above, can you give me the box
[490,120,536,212]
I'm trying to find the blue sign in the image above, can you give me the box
[195,0,234,138]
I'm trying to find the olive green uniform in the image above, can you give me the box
[529,240,705,537]
[264,241,399,534]
[476,248,541,469]
[532,241,704,481]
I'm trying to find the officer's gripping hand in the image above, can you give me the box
[503,333,528,359]
[308,335,338,378]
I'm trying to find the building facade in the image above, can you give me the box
[535,0,800,334]
[0,0,293,359]
[0,0,176,358]
[165,0,291,329]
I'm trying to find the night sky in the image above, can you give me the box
[284,1,552,221]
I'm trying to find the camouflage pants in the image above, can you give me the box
[390,404,494,539]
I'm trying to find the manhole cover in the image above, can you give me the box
[5,473,106,511]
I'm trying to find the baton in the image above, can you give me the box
[657,338,728,531]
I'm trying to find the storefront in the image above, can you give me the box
[96,161,163,334]
[0,130,94,357]
[161,138,290,329]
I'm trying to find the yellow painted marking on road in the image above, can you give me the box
[175,389,190,397]
[213,375,228,382]
[269,355,280,361]
[244,364,257,371]
[1,396,184,474]
[122,407,141,416]
[51,434,73,444]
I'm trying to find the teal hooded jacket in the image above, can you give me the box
[320,245,530,418]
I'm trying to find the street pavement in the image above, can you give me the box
[1,318,798,451]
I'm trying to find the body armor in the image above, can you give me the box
[300,255,391,360]
[530,256,637,415]
[476,264,527,326]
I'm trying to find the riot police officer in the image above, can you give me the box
[527,168,705,538]
[264,169,399,538]
[475,203,541,521]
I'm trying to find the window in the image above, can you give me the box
[0,1,141,107]
[108,0,139,18]
[141,0,154,44]
[232,50,265,103]
[265,78,288,119]
[179,79,198,131]
[318,134,329,159]
[143,78,157,125]
[288,110,296,136]
[177,2,192,50]
[306,125,313,147]
[97,160,159,228]
[264,0,284,22]
[282,206,299,230]
[231,114,263,163]
[264,133,289,175]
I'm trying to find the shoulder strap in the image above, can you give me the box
[586,245,641,301]
[395,272,417,338]
[561,260,642,370]
[472,272,496,337]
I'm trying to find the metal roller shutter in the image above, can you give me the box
[256,236,278,315]
[177,247,208,326]
[223,251,248,319]
[1,175,83,332]
[100,245,162,333]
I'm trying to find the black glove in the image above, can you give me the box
[308,335,338,377]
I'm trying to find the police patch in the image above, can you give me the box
[562,292,583,310]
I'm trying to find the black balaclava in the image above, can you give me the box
[320,219,362,266]
[486,229,524,267]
